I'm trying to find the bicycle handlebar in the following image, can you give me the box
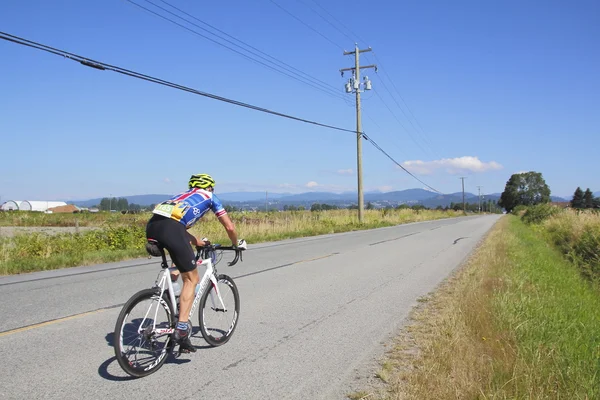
[195,244,244,267]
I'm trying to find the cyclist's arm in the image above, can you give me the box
[185,229,208,247]
[217,213,238,246]
[211,194,238,246]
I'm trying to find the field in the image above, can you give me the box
[0,208,462,275]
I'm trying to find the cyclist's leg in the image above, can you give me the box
[146,216,198,352]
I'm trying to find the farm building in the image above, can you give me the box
[0,200,21,211]
[48,204,80,213]
[0,200,68,212]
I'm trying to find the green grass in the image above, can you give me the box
[490,217,600,398]
[0,209,462,275]
[0,210,147,227]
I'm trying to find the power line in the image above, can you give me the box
[295,0,437,157]
[126,0,347,101]
[297,0,355,44]
[373,90,431,157]
[268,0,343,51]
[367,60,436,157]
[363,108,408,160]
[0,30,442,193]
[363,133,442,193]
[152,0,345,97]
[295,0,439,160]
[266,3,440,192]
[0,31,356,134]
[307,0,370,47]
[371,51,439,153]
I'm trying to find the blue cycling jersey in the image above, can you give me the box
[152,188,227,228]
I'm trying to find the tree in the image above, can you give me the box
[117,198,128,211]
[366,202,374,210]
[571,187,584,209]
[224,204,239,213]
[99,198,110,211]
[584,188,594,209]
[499,172,551,212]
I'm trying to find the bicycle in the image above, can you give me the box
[113,239,245,378]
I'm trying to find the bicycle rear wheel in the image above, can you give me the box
[113,288,175,378]
[198,274,240,347]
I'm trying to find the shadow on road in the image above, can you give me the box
[98,356,137,381]
[101,325,212,380]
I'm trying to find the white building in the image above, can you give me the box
[0,200,21,211]
[1,200,68,212]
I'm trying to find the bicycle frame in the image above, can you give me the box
[140,255,227,336]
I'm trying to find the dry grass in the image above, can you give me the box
[0,209,461,275]
[189,209,462,245]
[348,217,510,399]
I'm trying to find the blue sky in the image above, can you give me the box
[1,0,598,201]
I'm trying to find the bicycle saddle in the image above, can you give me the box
[145,239,164,257]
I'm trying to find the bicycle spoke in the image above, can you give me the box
[114,290,174,377]
[199,276,239,346]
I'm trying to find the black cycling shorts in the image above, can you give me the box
[146,214,197,273]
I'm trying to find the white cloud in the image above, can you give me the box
[164,178,172,184]
[401,156,503,175]
[378,185,393,192]
[337,169,354,176]
[306,181,319,188]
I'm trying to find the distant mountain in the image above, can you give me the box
[69,194,171,207]
[365,189,440,202]
[595,192,600,198]
[218,192,289,202]
[278,192,354,202]
[68,188,526,209]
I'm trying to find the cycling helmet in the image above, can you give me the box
[188,173,215,189]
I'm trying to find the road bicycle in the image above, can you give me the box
[113,239,245,378]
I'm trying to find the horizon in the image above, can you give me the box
[2,187,585,205]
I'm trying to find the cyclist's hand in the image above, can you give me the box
[236,239,247,250]
[198,237,210,247]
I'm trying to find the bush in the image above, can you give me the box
[521,204,561,224]
[511,205,528,216]
[542,210,600,282]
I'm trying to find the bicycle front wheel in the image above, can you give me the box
[113,288,175,378]
[198,274,240,347]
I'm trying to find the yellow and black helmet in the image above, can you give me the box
[188,173,215,189]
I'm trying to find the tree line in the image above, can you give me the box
[570,187,599,209]
[97,197,144,212]
[498,171,598,212]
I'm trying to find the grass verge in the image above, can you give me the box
[350,215,600,399]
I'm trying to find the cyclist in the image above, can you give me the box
[146,173,246,353]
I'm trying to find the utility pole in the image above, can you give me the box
[460,177,466,214]
[265,191,268,213]
[340,44,377,224]
[477,186,482,213]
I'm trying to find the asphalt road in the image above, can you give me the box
[0,215,500,399]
